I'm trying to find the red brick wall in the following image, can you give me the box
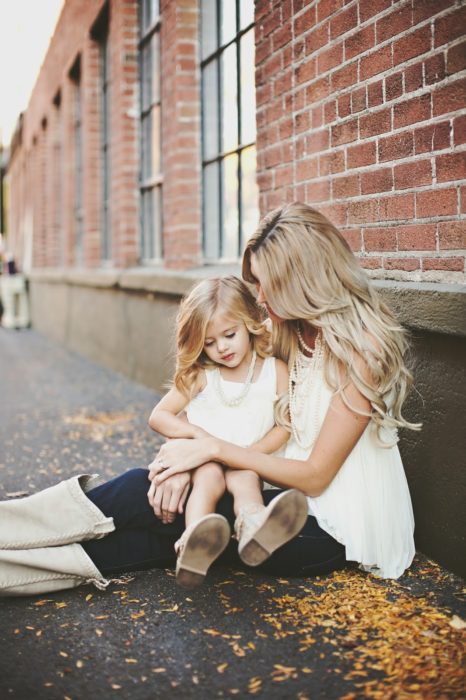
[255,0,466,281]
[160,0,202,269]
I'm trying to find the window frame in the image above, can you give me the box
[138,0,163,264]
[200,0,257,262]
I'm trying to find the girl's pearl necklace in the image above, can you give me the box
[289,330,324,450]
[213,350,257,407]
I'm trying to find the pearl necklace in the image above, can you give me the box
[297,324,318,355]
[213,350,257,407]
[289,331,324,450]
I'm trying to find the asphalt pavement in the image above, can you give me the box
[0,328,464,700]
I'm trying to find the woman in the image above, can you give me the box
[0,203,418,595]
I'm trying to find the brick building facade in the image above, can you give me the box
[6,0,466,280]
[4,0,466,576]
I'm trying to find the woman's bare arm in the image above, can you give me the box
[153,359,372,497]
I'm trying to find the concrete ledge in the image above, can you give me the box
[375,280,466,337]
[28,268,466,337]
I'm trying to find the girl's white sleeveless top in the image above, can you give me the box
[286,359,415,579]
[186,357,278,447]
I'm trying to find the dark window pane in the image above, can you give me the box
[141,112,152,180]
[201,0,217,59]
[203,161,220,260]
[152,104,161,175]
[151,32,160,104]
[141,42,151,112]
[202,60,219,160]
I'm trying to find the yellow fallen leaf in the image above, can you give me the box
[125,658,137,664]
[55,602,67,609]
[85,594,93,602]
[131,610,146,620]
[152,667,166,673]
[449,615,466,630]
[231,643,246,657]
[217,663,228,673]
[34,599,53,606]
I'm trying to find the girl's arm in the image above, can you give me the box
[148,378,210,439]
[249,359,290,454]
[152,357,372,497]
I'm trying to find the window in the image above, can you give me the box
[139,0,162,261]
[201,0,258,261]
[70,58,83,266]
[100,29,111,261]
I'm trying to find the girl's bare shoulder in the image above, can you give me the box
[193,368,208,395]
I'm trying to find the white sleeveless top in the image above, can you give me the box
[286,355,415,579]
[186,357,278,447]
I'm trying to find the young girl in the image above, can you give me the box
[148,276,308,588]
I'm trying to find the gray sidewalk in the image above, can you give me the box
[0,329,464,699]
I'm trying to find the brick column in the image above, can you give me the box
[109,0,139,268]
[160,0,202,269]
[82,35,102,267]
[62,77,77,266]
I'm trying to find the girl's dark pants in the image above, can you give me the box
[82,468,347,578]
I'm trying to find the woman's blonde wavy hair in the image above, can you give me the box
[174,276,271,399]
[242,202,421,443]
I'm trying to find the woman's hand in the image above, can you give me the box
[147,470,191,523]
[151,437,216,486]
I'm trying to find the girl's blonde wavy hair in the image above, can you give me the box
[174,276,271,399]
[242,202,421,443]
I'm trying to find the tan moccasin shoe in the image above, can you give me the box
[175,514,231,589]
[235,490,308,567]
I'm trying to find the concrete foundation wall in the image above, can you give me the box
[28,272,466,579]
[30,277,180,392]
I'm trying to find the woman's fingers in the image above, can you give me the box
[154,466,180,486]
[152,488,163,520]
[148,472,190,522]
[178,482,190,513]
[160,482,174,523]
[147,479,157,507]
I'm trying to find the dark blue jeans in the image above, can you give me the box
[82,468,347,577]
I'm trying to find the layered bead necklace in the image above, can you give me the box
[289,326,325,450]
[212,350,257,407]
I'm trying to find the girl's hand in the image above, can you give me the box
[152,438,216,485]
[147,471,191,523]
